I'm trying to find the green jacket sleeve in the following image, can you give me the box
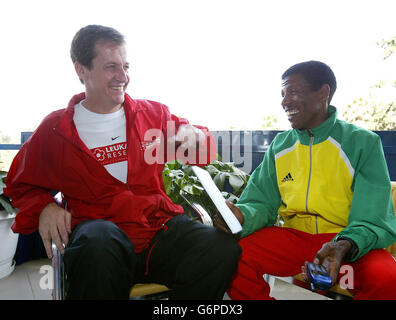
[236,142,282,238]
[334,135,396,262]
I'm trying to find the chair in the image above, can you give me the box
[51,243,65,300]
[51,243,170,300]
[51,200,213,300]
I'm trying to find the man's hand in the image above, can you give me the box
[175,124,206,150]
[301,240,352,285]
[39,202,72,258]
[164,124,213,165]
[226,200,244,225]
[213,200,244,235]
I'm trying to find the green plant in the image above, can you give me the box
[162,158,250,222]
[0,171,16,215]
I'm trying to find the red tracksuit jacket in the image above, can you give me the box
[5,93,216,252]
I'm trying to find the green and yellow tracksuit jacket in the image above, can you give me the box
[237,106,396,261]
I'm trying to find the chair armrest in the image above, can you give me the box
[180,193,213,227]
[51,243,65,300]
[129,283,169,298]
[189,202,213,226]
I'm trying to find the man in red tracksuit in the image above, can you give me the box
[5,25,241,300]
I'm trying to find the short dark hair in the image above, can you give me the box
[282,60,337,104]
[70,25,125,69]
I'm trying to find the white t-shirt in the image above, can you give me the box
[73,101,128,183]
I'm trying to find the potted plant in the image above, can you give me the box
[162,158,250,226]
[0,170,19,279]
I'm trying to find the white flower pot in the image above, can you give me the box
[0,211,19,279]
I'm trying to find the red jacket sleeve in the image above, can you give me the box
[4,122,61,234]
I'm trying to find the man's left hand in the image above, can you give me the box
[175,124,206,150]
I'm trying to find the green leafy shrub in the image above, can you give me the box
[0,171,16,215]
[162,159,250,222]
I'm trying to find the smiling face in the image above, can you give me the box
[281,74,329,130]
[75,40,130,113]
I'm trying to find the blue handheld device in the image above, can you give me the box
[306,262,332,291]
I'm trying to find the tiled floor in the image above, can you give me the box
[0,259,52,300]
[0,259,331,300]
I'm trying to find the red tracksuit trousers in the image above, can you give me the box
[227,227,396,300]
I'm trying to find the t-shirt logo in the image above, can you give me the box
[91,142,128,166]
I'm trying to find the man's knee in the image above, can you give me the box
[208,230,241,268]
[63,220,136,299]
[72,219,127,242]
[73,219,119,237]
[66,219,135,262]
[351,249,396,299]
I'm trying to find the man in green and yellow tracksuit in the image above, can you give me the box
[226,60,396,300]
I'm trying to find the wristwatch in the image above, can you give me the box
[335,236,358,262]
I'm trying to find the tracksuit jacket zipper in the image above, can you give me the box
[305,129,318,234]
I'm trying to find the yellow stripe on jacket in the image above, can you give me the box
[275,138,354,234]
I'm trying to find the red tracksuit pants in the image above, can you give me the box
[227,227,396,300]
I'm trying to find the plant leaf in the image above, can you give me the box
[0,195,16,215]
[213,172,226,190]
[204,165,219,176]
[162,157,251,223]
[229,174,244,192]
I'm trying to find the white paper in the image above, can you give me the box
[192,166,242,234]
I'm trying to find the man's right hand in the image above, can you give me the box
[226,200,244,225]
[38,202,72,258]
[213,200,245,235]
